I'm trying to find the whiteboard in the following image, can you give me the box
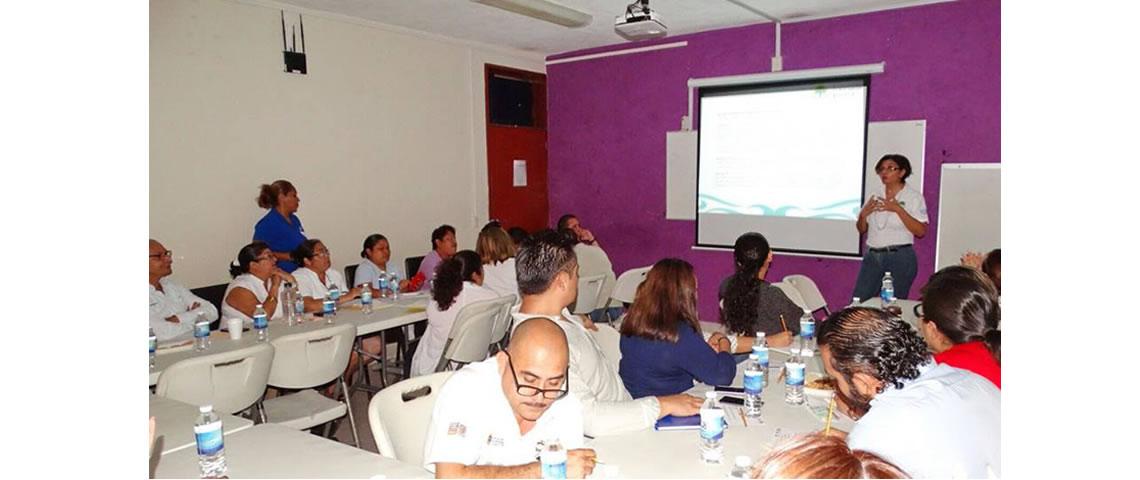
[665,120,927,222]
[935,164,1001,270]
[666,130,698,220]
[865,120,925,200]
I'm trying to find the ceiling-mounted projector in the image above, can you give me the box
[615,0,667,41]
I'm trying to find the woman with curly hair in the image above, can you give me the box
[818,307,1001,478]
[409,250,500,377]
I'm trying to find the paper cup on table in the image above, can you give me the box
[226,318,243,340]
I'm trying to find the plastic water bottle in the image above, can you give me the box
[328,281,341,302]
[799,310,816,354]
[377,273,390,299]
[322,294,336,324]
[389,272,400,300]
[281,282,295,325]
[880,272,895,308]
[699,391,725,464]
[253,303,268,342]
[729,456,754,479]
[194,404,227,478]
[360,282,373,314]
[743,353,764,420]
[785,338,806,405]
[292,284,304,324]
[540,438,568,479]
[149,328,157,369]
[753,332,769,388]
[193,313,210,351]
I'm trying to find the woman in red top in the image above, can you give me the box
[917,266,1001,388]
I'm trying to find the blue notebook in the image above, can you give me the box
[654,414,701,431]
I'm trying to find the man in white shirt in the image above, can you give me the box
[819,307,1001,478]
[149,239,218,341]
[424,317,596,478]
[511,230,702,437]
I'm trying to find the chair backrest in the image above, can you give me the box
[190,283,228,330]
[610,266,651,304]
[783,274,829,314]
[590,324,623,372]
[570,273,607,315]
[487,294,518,353]
[267,322,357,389]
[344,264,359,289]
[405,256,425,279]
[368,371,454,465]
[156,342,274,415]
[772,281,809,310]
[435,296,515,371]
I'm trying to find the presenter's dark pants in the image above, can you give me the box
[851,244,918,302]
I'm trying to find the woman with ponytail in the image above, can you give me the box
[715,232,802,350]
[918,266,1001,388]
[409,250,500,377]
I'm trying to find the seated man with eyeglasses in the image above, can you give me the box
[424,317,596,479]
[149,239,217,341]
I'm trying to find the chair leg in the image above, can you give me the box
[257,399,267,424]
[341,376,360,448]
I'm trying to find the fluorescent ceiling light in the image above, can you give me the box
[472,0,592,28]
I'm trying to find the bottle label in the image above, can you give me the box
[253,313,267,329]
[541,460,567,479]
[194,421,224,456]
[786,363,805,386]
[361,288,372,305]
[699,410,726,440]
[800,321,815,340]
[753,347,769,368]
[329,288,341,301]
[149,336,157,353]
[744,370,763,395]
[194,322,209,338]
[378,277,389,290]
[294,299,304,315]
[323,299,335,314]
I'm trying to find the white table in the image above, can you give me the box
[859,298,922,332]
[153,423,431,479]
[150,394,253,455]
[586,350,854,479]
[150,295,429,386]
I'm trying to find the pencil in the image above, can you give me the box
[824,395,836,435]
[780,314,789,333]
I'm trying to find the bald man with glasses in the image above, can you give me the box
[424,317,596,479]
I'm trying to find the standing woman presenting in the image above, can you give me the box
[253,179,306,273]
[852,154,929,301]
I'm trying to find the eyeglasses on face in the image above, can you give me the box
[504,350,569,400]
[255,254,276,263]
[149,250,173,259]
[876,166,901,173]
[913,302,924,318]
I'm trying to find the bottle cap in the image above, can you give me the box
[755,331,765,339]
[735,456,752,468]
[199,405,213,413]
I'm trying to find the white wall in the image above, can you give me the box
[151,0,544,288]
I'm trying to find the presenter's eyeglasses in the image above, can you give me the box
[876,165,901,173]
[503,350,569,400]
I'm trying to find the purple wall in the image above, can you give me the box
[546,0,999,323]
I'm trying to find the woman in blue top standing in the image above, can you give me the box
[253,179,306,273]
[619,258,736,398]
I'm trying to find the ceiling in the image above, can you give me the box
[269,0,951,56]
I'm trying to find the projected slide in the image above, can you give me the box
[696,77,869,255]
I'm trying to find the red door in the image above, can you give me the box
[486,65,547,232]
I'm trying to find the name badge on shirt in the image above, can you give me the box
[486,435,504,447]
[447,422,467,437]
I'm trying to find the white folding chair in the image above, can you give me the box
[487,294,518,354]
[610,266,651,305]
[772,281,810,310]
[434,296,516,372]
[156,342,274,417]
[783,274,830,316]
[368,371,453,465]
[590,323,623,372]
[261,322,360,446]
[571,273,607,315]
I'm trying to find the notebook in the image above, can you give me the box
[653,414,701,431]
